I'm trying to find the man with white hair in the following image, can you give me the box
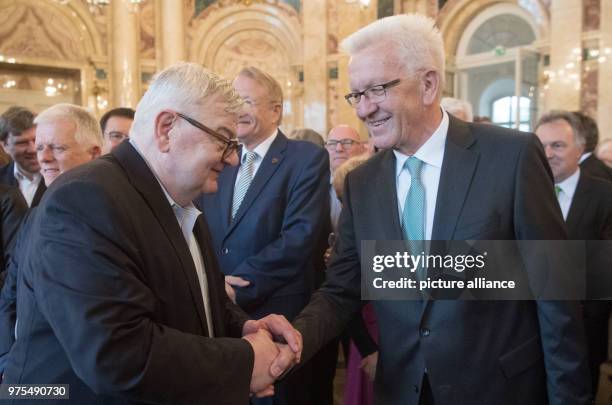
[1,63,301,404]
[291,14,590,404]
[0,103,102,377]
[440,97,473,122]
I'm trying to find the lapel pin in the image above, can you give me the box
[271,158,279,164]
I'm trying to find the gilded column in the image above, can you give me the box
[598,0,612,140]
[545,0,582,111]
[159,0,186,68]
[302,0,328,134]
[110,0,141,108]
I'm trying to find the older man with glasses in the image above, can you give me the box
[289,14,590,405]
[0,63,301,404]
[325,125,366,233]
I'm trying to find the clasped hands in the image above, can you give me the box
[242,314,302,398]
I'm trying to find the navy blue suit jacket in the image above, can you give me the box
[198,131,330,319]
[293,117,591,405]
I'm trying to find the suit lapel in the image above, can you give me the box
[566,174,591,233]
[376,150,403,240]
[0,162,18,187]
[217,161,239,232]
[225,132,287,237]
[424,117,479,313]
[431,117,479,241]
[112,142,209,334]
[31,180,46,207]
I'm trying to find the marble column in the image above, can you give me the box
[110,0,141,108]
[598,0,612,140]
[302,0,328,135]
[159,0,186,69]
[335,0,377,139]
[545,0,582,111]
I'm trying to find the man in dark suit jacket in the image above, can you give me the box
[198,66,329,405]
[0,106,45,207]
[289,15,591,405]
[573,111,612,182]
[0,185,27,288]
[1,63,301,404]
[0,103,104,377]
[536,109,612,397]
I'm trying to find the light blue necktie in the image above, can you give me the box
[232,151,257,220]
[401,157,425,279]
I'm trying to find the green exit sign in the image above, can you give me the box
[494,46,506,56]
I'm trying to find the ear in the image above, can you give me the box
[154,110,176,153]
[271,103,282,126]
[89,145,102,160]
[421,70,441,106]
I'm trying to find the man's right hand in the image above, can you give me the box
[242,329,279,396]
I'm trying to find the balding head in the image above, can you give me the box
[326,125,365,173]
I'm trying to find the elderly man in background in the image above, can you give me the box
[535,110,612,396]
[326,125,366,232]
[1,63,300,404]
[440,97,473,122]
[0,103,103,378]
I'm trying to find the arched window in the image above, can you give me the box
[492,96,532,131]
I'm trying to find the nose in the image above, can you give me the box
[334,142,344,152]
[356,96,378,120]
[37,145,54,163]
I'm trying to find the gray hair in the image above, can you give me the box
[35,103,102,148]
[441,97,473,122]
[535,110,585,147]
[289,128,324,147]
[132,62,242,137]
[340,13,445,98]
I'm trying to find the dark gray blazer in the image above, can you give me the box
[293,116,591,405]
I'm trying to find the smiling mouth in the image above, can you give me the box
[368,117,390,128]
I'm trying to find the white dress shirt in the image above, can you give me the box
[234,130,278,190]
[394,109,449,240]
[556,168,580,220]
[14,164,42,207]
[129,139,214,336]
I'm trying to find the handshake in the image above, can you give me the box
[241,314,303,398]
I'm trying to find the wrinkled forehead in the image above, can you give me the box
[348,45,403,89]
[35,119,77,144]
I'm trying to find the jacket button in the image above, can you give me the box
[420,328,430,337]
[221,248,229,255]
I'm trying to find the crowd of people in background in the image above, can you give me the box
[0,12,610,405]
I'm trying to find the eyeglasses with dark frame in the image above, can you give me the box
[324,139,363,150]
[175,112,239,160]
[344,79,401,107]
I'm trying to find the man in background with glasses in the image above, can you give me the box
[198,66,329,405]
[99,107,135,154]
[290,14,590,405]
[325,125,366,232]
[1,62,302,404]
